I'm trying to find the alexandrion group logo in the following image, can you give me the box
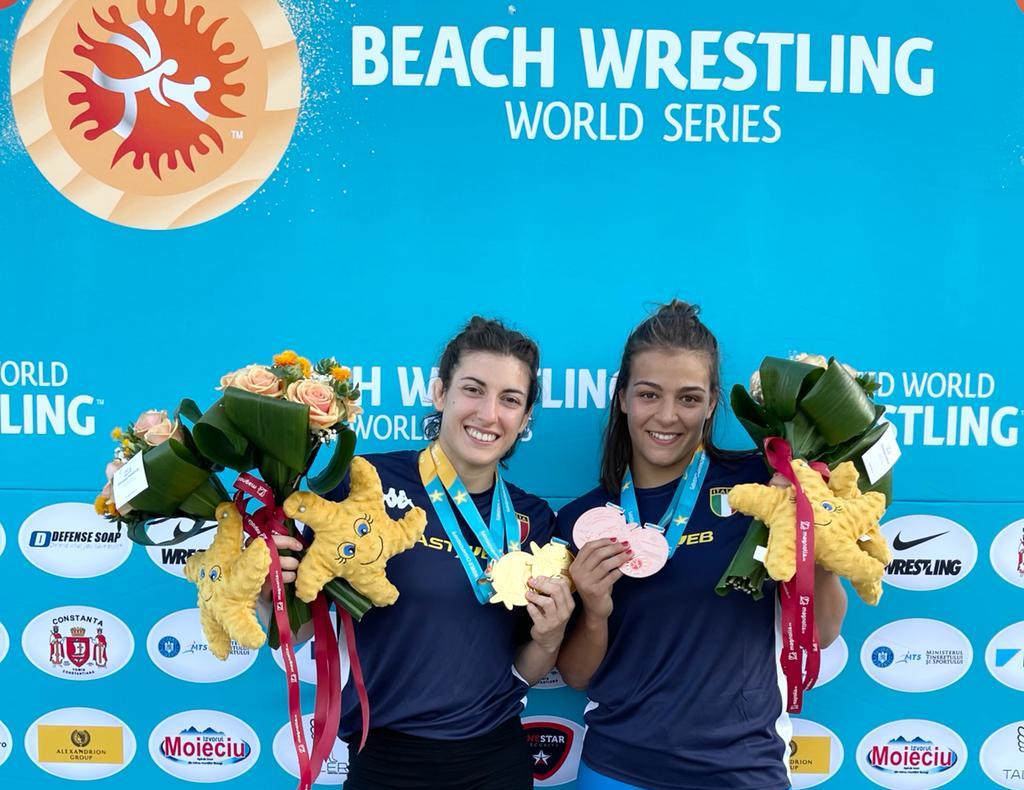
[986,621,1024,691]
[980,721,1024,789]
[522,716,585,787]
[860,619,972,693]
[273,714,348,785]
[149,710,259,782]
[880,515,977,591]
[147,608,258,682]
[25,707,136,780]
[18,503,132,578]
[143,518,216,579]
[23,606,134,681]
[990,518,1024,590]
[789,717,844,789]
[9,0,300,229]
[857,719,967,789]
[0,719,12,769]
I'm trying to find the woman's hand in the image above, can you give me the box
[525,575,575,652]
[568,538,630,621]
[257,533,305,601]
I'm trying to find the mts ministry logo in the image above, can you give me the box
[10,0,300,229]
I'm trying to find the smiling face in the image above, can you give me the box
[431,351,533,485]
[335,513,385,567]
[620,348,716,488]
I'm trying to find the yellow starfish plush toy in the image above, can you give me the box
[184,503,271,659]
[283,457,427,606]
[727,460,892,605]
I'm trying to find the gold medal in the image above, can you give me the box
[488,541,575,610]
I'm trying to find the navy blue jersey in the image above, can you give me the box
[555,454,790,790]
[328,450,555,740]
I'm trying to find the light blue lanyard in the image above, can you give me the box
[418,446,521,603]
[620,449,709,558]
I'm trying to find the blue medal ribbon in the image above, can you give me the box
[620,449,710,559]
[417,443,521,604]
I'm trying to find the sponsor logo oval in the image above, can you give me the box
[860,619,972,693]
[881,515,977,591]
[857,719,966,789]
[790,717,844,789]
[273,714,348,785]
[25,706,136,780]
[986,621,1024,692]
[147,609,258,683]
[0,719,11,768]
[990,518,1024,590]
[272,616,349,687]
[522,715,585,787]
[0,621,9,664]
[149,709,259,782]
[18,503,132,578]
[980,720,1024,788]
[144,519,217,579]
[817,635,849,688]
[0,520,6,558]
[22,606,134,681]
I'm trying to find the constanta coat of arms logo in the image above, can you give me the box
[10,0,300,228]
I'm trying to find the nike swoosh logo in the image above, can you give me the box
[892,531,948,551]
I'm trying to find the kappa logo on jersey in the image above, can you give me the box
[10,0,300,228]
[709,487,734,517]
[383,487,414,510]
[524,721,573,782]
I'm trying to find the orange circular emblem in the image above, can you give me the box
[11,0,300,228]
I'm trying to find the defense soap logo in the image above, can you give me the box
[881,515,977,591]
[273,714,348,785]
[150,710,259,782]
[789,717,844,788]
[26,707,136,780]
[18,503,132,578]
[860,619,971,693]
[22,606,134,681]
[979,721,1024,787]
[986,621,1024,692]
[990,519,1024,590]
[147,608,257,682]
[9,0,300,229]
[522,716,584,786]
[857,719,966,788]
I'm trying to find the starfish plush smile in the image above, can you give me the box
[283,457,427,607]
[184,503,271,659]
[727,460,891,605]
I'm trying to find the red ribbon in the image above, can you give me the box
[763,438,821,713]
[232,473,348,788]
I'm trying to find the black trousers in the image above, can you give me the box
[343,717,534,790]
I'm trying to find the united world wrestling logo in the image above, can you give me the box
[10,0,300,228]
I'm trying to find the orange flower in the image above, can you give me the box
[94,494,108,515]
[297,357,312,377]
[274,349,299,366]
[330,365,351,382]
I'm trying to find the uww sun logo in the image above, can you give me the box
[63,0,245,176]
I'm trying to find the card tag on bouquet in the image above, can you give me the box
[112,452,148,509]
[862,424,901,484]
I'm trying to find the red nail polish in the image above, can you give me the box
[623,541,630,548]
[610,537,618,542]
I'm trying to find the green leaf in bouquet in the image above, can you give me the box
[730,384,783,448]
[259,456,301,503]
[715,519,769,599]
[783,411,829,460]
[308,427,357,495]
[127,439,214,514]
[759,357,825,421]
[799,360,877,446]
[323,578,373,620]
[822,420,890,468]
[224,388,311,472]
[178,475,231,520]
[192,397,254,471]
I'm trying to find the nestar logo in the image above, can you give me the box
[10,0,300,228]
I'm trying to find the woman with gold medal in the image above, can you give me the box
[304,316,575,789]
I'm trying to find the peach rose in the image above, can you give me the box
[228,364,285,398]
[345,398,363,423]
[286,380,340,430]
[105,459,123,482]
[134,409,167,436]
[142,418,185,447]
[793,352,828,369]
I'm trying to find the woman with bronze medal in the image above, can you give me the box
[328,317,574,790]
[555,301,848,790]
